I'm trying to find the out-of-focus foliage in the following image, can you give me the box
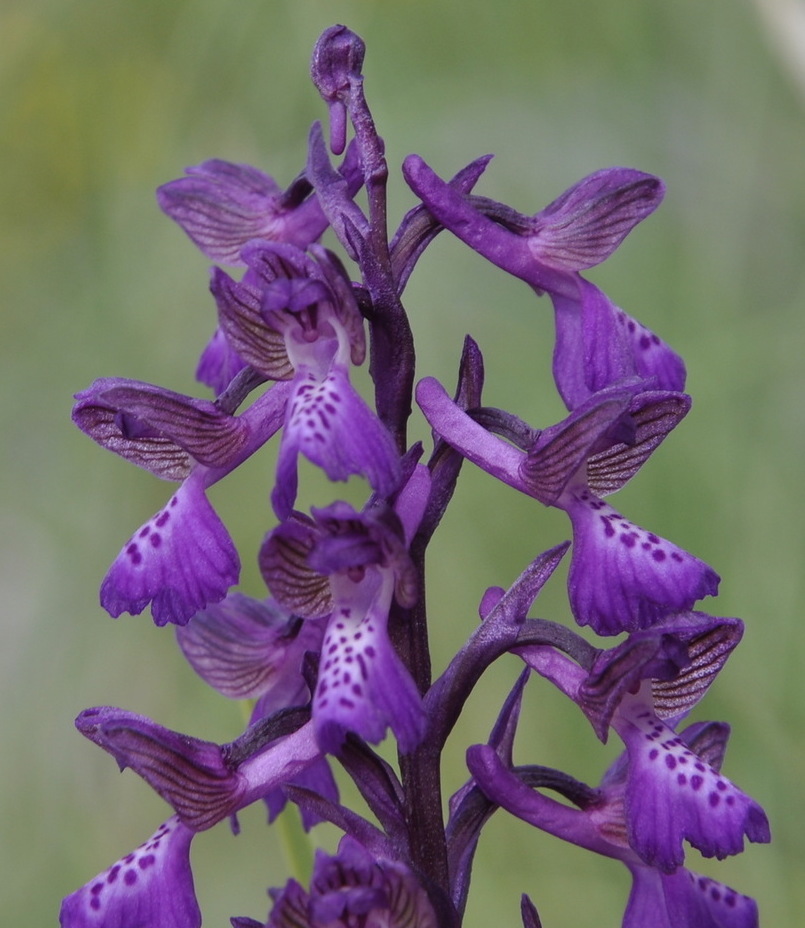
[2,1,803,925]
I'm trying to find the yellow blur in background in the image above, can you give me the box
[2,1,803,925]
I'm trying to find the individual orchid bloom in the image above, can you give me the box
[518,612,770,871]
[403,154,685,409]
[61,710,325,928]
[259,499,426,753]
[157,147,362,394]
[242,835,438,928]
[416,375,719,634]
[176,593,338,829]
[59,816,200,928]
[72,376,292,625]
[467,727,762,928]
[212,239,401,518]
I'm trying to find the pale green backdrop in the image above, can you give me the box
[2,1,803,925]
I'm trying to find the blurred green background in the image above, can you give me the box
[2,0,803,925]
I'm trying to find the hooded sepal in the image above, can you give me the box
[526,167,665,271]
[175,593,321,704]
[518,380,641,505]
[156,159,329,265]
[73,378,249,473]
[59,816,200,928]
[75,707,246,831]
[586,390,691,497]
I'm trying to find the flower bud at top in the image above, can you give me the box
[311,25,366,155]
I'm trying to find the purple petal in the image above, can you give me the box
[101,473,239,626]
[73,379,193,481]
[586,390,691,496]
[657,869,760,928]
[176,593,321,701]
[210,268,293,381]
[564,490,720,635]
[75,707,246,831]
[552,280,686,410]
[157,160,328,265]
[617,305,687,393]
[259,516,334,620]
[528,167,665,271]
[614,699,770,871]
[314,570,425,753]
[195,326,249,395]
[59,817,199,928]
[272,365,401,519]
[519,381,639,504]
[75,379,248,470]
[263,756,340,832]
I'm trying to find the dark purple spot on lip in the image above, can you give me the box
[139,526,150,538]
[708,792,721,808]
[91,882,104,895]
[665,754,677,770]
[107,865,120,884]
[620,533,636,548]
[652,549,666,562]
[124,869,138,886]
[156,511,170,528]
[639,335,652,350]
[150,533,162,548]
[90,898,102,911]
[671,552,683,562]
[690,775,703,791]
[138,854,155,869]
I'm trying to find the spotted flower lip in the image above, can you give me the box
[416,374,719,634]
[73,378,292,626]
[260,500,425,753]
[59,815,200,928]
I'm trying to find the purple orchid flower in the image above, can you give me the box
[72,376,292,625]
[176,593,339,829]
[403,155,685,409]
[517,612,770,871]
[156,146,362,393]
[259,491,427,754]
[61,707,323,928]
[467,727,762,928]
[211,239,401,518]
[417,374,719,634]
[240,835,438,928]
